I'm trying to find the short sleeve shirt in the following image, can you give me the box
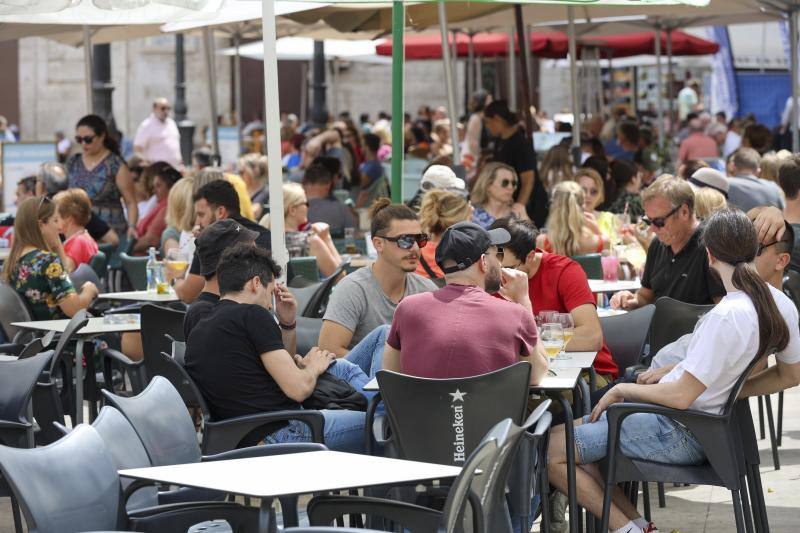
[183,291,220,339]
[323,266,438,349]
[63,231,99,267]
[307,197,356,237]
[492,128,536,176]
[641,227,726,305]
[387,284,538,378]
[9,250,76,320]
[184,299,297,421]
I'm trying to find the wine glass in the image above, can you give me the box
[540,323,565,363]
[165,248,190,286]
[554,313,575,354]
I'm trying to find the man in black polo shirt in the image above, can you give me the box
[611,176,725,309]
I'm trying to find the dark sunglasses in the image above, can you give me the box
[641,204,682,228]
[75,135,96,145]
[491,246,505,263]
[379,233,429,250]
[499,178,518,189]
[757,240,782,257]
[159,106,172,111]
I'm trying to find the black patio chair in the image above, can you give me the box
[0,424,261,533]
[120,251,149,291]
[297,317,323,355]
[600,304,655,371]
[573,253,603,279]
[306,414,541,533]
[0,281,34,345]
[646,297,715,367]
[738,400,770,533]
[295,262,347,319]
[599,352,772,533]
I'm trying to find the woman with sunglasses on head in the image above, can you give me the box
[470,162,529,229]
[538,181,609,257]
[1,197,98,320]
[66,115,138,241]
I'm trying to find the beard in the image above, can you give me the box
[485,263,502,293]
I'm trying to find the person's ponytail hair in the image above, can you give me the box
[76,114,120,156]
[702,208,789,359]
[369,197,418,237]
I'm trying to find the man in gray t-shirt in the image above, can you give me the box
[319,202,438,354]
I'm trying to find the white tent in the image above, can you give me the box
[217,36,388,63]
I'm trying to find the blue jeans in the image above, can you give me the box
[264,358,371,453]
[344,325,389,378]
[574,412,706,465]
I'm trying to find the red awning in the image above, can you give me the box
[374,29,717,60]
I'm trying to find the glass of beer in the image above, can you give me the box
[165,248,190,279]
[554,313,575,352]
[540,323,565,362]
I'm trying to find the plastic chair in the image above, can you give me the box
[69,262,103,292]
[296,317,323,355]
[573,253,603,280]
[88,250,108,280]
[300,262,347,319]
[307,415,541,533]
[288,256,321,284]
[0,351,54,448]
[120,252,148,291]
[141,303,186,383]
[647,297,715,365]
[0,281,34,343]
[599,304,655,370]
[0,424,261,532]
[599,352,772,533]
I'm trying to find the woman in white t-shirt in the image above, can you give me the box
[547,208,796,533]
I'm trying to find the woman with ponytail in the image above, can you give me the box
[538,181,608,257]
[67,114,138,239]
[417,190,472,282]
[547,208,800,533]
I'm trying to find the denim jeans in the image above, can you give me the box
[263,358,371,453]
[574,412,706,465]
[344,325,389,378]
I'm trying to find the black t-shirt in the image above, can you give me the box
[184,299,297,421]
[790,222,800,275]
[491,127,548,228]
[189,214,272,276]
[641,227,726,305]
[183,291,220,339]
[86,213,111,241]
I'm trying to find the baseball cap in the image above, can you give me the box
[689,167,729,198]
[435,221,510,274]
[421,165,466,193]
[195,219,259,276]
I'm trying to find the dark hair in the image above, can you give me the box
[193,180,240,216]
[582,155,609,180]
[779,155,800,199]
[311,155,341,177]
[76,114,120,155]
[489,216,538,261]
[302,164,333,186]
[743,124,773,155]
[192,147,214,169]
[617,121,640,145]
[359,113,370,124]
[18,176,36,195]
[291,133,306,151]
[610,159,638,188]
[678,159,709,180]
[363,133,381,154]
[217,242,281,295]
[368,197,418,236]
[702,208,789,360]
[149,161,182,188]
[483,100,518,125]
[639,125,654,146]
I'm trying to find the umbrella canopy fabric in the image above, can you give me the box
[218,36,390,62]
[375,31,568,59]
[582,29,719,57]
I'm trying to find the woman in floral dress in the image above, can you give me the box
[1,197,98,320]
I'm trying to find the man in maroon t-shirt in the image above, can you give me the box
[383,222,548,385]
[490,217,619,381]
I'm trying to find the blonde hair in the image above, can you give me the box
[540,144,573,189]
[574,168,605,209]
[238,153,268,185]
[419,190,471,236]
[1,197,55,282]
[166,177,195,232]
[759,151,792,183]
[641,174,694,213]
[545,181,586,257]
[54,188,92,227]
[283,183,306,219]
[470,162,517,206]
[694,187,728,220]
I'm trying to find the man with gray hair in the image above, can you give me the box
[677,117,717,163]
[728,147,785,212]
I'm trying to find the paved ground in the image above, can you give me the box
[1,389,799,532]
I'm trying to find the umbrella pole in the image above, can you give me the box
[666,27,674,138]
[468,32,475,103]
[202,27,220,159]
[792,9,799,153]
[261,0,288,269]
[508,28,517,110]
[438,1,461,166]
[391,0,404,203]
[654,24,665,152]
[234,32,243,149]
[513,5,533,133]
[567,6,580,159]
[83,26,93,114]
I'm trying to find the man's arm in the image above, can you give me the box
[173,273,204,304]
[516,169,535,207]
[318,320,355,357]
[382,342,402,372]
[520,339,548,386]
[741,359,800,398]
[566,303,603,352]
[609,286,655,310]
[260,347,335,403]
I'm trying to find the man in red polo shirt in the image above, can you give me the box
[490,217,618,382]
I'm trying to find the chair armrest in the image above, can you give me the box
[99,348,145,394]
[201,410,325,455]
[307,494,441,530]
[202,442,326,462]
[0,343,23,356]
[128,501,259,532]
[156,486,226,505]
[623,365,646,381]
[0,420,29,431]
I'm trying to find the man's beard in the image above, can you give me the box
[485,264,502,293]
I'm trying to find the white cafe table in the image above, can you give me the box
[98,290,179,303]
[120,450,461,533]
[12,316,141,424]
[588,279,641,294]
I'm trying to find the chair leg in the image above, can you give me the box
[600,481,614,533]
[642,482,651,522]
[732,490,746,533]
[758,396,765,440]
[749,463,770,533]
[10,494,23,533]
[739,475,755,533]
[777,391,784,448]
[764,396,780,470]
[657,482,666,508]
[746,468,763,533]
[539,471,551,533]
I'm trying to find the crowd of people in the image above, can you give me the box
[4,82,800,533]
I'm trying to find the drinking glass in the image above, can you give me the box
[554,313,575,352]
[540,323,565,362]
[166,248,190,276]
[537,310,559,327]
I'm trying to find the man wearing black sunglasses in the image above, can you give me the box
[611,176,726,311]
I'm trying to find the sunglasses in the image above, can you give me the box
[757,240,782,257]
[159,106,171,111]
[491,246,505,263]
[379,233,429,250]
[499,178,518,189]
[641,204,682,228]
[74,135,96,145]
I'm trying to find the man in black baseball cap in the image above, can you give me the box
[183,219,258,337]
[382,220,547,391]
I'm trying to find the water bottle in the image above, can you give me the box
[146,247,158,293]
